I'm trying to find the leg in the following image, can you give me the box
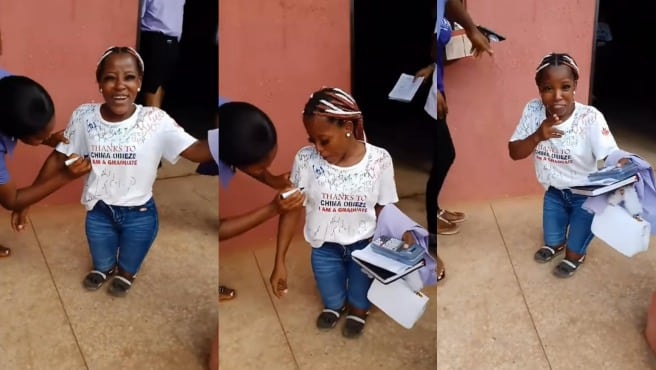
[536,188,568,263]
[138,31,173,108]
[109,199,159,296]
[345,240,373,313]
[646,291,656,353]
[143,86,165,108]
[425,114,458,237]
[553,192,594,278]
[84,202,120,289]
[311,243,348,329]
[139,31,179,108]
[564,192,595,258]
[343,240,373,338]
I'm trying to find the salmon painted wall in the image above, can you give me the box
[0,1,137,206]
[440,0,596,204]
[218,0,351,247]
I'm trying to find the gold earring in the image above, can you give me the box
[346,132,351,137]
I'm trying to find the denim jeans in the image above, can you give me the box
[85,198,159,276]
[543,187,594,255]
[310,239,373,312]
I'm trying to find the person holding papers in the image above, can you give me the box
[414,0,492,241]
[269,87,398,339]
[508,52,630,278]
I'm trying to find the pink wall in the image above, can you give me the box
[0,1,137,206]
[440,0,596,204]
[219,0,351,246]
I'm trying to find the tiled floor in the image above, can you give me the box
[0,175,218,370]
[438,196,656,370]
[219,226,437,370]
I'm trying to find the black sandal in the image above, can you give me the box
[316,307,346,330]
[534,245,565,263]
[342,314,367,338]
[553,256,585,278]
[83,267,115,291]
[107,275,134,297]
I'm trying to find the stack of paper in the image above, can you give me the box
[352,245,424,284]
[367,277,429,329]
[388,73,423,103]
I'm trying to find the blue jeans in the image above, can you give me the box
[85,198,159,276]
[310,239,373,312]
[543,187,594,256]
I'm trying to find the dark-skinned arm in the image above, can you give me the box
[0,150,87,211]
[246,170,291,190]
[269,207,303,297]
[508,133,541,160]
[445,0,476,32]
[219,189,304,241]
[180,140,213,164]
[218,203,278,241]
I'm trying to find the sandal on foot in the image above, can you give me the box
[437,218,459,235]
[0,245,10,258]
[316,307,345,330]
[439,209,466,224]
[342,315,366,338]
[107,275,133,297]
[219,285,237,301]
[553,256,585,278]
[83,268,115,291]
[534,245,565,263]
[436,254,446,283]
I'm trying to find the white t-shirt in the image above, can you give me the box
[509,99,619,190]
[290,142,399,248]
[57,104,197,210]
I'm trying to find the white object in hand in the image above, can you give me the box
[280,188,304,200]
[388,73,424,103]
[65,157,80,166]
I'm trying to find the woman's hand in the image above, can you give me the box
[537,114,565,141]
[414,64,435,83]
[42,129,68,148]
[401,230,416,249]
[64,155,92,179]
[466,27,493,57]
[616,157,632,167]
[270,262,288,298]
[273,188,305,214]
[436,91,448,120]
[10,207,29,232]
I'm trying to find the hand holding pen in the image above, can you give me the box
[274,187,305,214]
